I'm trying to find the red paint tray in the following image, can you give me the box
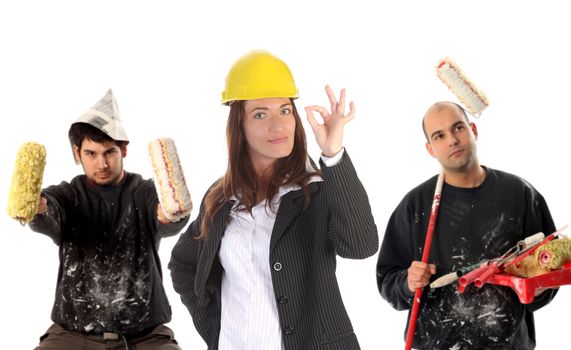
[479,262,571,304]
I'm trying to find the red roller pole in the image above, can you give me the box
[405,170,444,350]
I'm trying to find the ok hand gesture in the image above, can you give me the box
[305,85,355,157]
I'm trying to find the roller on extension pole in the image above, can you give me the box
[404,57,489,350]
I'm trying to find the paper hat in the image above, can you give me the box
[73,89,129,141]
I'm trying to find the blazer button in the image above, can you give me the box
[278,296,288,304]
[273,262,282,271]
[284,326,294,335]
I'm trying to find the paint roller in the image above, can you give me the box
[7,142,47,224]
[148,137,192,222]
[436,57,489,117]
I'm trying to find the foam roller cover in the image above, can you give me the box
[7,142,47,224]
[148,138,192,222]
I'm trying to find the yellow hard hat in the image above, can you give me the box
[221,50,298,105]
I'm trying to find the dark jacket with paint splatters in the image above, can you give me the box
[377,167,557,350]
[29,172,188,335]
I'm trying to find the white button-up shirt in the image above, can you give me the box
[218,151,343,350]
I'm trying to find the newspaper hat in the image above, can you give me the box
[73,89,129,141]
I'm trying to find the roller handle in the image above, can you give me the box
[521,232,545,249]
[429,272,459,289]
[405,171,444,350]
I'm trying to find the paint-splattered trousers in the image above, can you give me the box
[34,323,182,350]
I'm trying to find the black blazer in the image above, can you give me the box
[169,151,378,349]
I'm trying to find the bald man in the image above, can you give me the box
[377,102,557,349]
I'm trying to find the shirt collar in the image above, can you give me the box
[230,158,323,204]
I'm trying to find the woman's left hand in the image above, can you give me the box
[305,85,355,157]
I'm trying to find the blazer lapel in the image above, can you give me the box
[270,183,319,251]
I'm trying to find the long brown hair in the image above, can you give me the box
[198,99,319,239]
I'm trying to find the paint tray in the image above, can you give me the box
[484,262,571,304]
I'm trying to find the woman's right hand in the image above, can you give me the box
[305,85,355,157]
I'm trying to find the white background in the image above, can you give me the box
[1,1,570,349]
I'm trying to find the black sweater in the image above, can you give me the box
[377,167,557,350]
[29,172,188,335]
